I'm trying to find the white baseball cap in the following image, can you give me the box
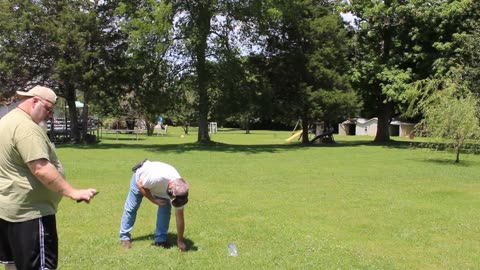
[16,85,57,104]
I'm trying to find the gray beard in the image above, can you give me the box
[38,120,48,133]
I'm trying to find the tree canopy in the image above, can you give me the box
[0,0,479,149]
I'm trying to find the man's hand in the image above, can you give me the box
[72,188,98,203]
[73,189,98,203]
[154,198,168,206]
[137,179,166,206]
[177,239,187,252]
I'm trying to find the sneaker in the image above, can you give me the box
[152,241,172,249]
[120,240,132,249]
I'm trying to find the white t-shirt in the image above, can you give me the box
[136,161,181,199]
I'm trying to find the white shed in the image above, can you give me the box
[389,120,415,137]
[355,118,378,136]
[338,119,356,135]
[339,117,416,137]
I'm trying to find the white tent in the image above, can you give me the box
[66,101,84,108]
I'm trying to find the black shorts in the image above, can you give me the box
[0,215,58,270]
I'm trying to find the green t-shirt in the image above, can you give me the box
[0,108,64,222]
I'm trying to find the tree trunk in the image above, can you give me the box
[301,116,310,145]
[374,1,393,144]
[245,120,250,134]
[374,102,393,142]
[146,120,155,136]
[65,85,80,143]
[182,124,189,135]
[80,94,89,141]
[243,115,250,134]
[195,3,211,143]
[455,140,462,163]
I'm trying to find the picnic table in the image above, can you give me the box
[103,129,146,140]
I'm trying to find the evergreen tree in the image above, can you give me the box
[261,0,359,144]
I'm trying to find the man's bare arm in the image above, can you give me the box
[175,208,186,251]
[136,178,166,206]
[28,158,96,202]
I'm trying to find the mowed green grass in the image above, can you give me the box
[55,128,480,270]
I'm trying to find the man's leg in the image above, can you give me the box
[154,200,172,245]
[0,216,54,270]
[120,174,143,242]
[9,216,58,270]
[0,218,14,270]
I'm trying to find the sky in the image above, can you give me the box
[341,12,356,25]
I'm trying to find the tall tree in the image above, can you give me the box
[0,0,125,142]
[170,0,215,143]
[406,5,480,162]
[414,75,480,163]
[345,0,479,142]
[0,0,59,93]
[261,0,358,144]
[167,75,198,135]
[211,53,273,133]
[345,0,415,142]
[116,0,174,136]
[170,0,262,142]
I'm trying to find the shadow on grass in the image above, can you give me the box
[56,138,393,154]
[132,233,198,251]
[55,138,480,161]
[383,141,480,166]
[58,141,296,154]
[102,138,148,141]
[416,158,475,166]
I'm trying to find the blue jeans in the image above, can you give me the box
[119,174,172,242]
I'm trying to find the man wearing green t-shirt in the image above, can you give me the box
[0,86,97,270]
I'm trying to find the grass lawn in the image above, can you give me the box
[55,128,480,269]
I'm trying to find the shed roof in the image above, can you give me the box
[356,118,377,124]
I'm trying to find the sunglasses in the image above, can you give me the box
[37,98,54,113]
[167,188,189,207]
